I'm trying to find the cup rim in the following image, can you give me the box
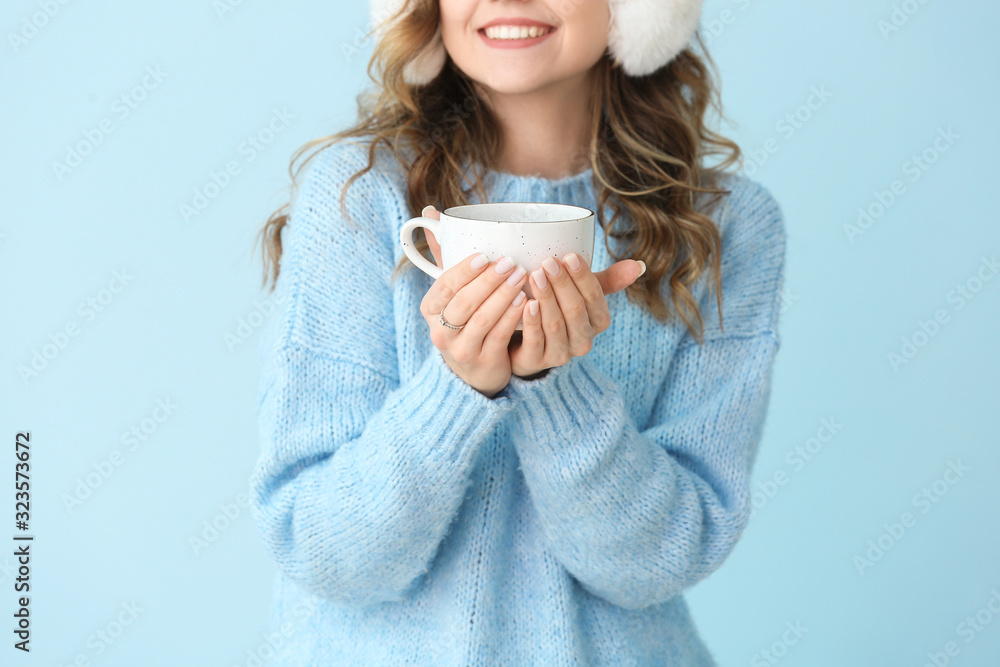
[442,202,594,223]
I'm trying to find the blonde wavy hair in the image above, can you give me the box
[255,0,746,343]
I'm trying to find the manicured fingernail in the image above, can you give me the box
[528,299,539,316]
[513,291,526,307]
[495,256,515,274]
[531,267,547,289]
[471,253,489,270]
[564,253,581,271]
[636,260,646,277]
[506,265,526,286]
[541,257,560,276]
[421,205,435,216]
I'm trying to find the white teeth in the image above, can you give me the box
[484,25,551,40]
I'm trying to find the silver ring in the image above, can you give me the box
[439,310,465,330]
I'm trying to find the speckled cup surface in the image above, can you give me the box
[400,202,595,329]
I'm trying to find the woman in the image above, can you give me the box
[249,0,786,663]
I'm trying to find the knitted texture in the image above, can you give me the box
[249,139,786,665]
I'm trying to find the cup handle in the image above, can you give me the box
[399,216,443,280]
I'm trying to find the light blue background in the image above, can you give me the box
[2,1,997,665]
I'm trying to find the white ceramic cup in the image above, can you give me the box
[400,202,596,330]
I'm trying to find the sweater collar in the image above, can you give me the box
[460,157,595,201]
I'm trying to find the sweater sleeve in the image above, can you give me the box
[249,142,515,607]
[501,176,786,610]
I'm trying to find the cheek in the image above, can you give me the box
[586,6,611,50]
[439,7,477,54]
[438,24,465,63]
[562,4,610,59]
[438,2,465,37]
[559,24,610,68]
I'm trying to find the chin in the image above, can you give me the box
[482,81,541,96]
[478,69,552,94]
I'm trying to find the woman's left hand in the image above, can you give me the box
[509,253,643,378]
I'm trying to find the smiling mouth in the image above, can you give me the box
[479,25,556,40]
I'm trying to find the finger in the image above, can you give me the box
[421,206,443,267]
[421,250,492,322]
[426,230,443,269]
[518,297,545,365]
[595,259,645,296]
[453,265,528,357]
[542,256,591,352]
[531,263,569,357]
[561,252,611,334]
[439,256,518,328]
[483,289,528,354]
[421,205,441,221]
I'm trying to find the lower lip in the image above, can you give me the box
[478,27,556,49]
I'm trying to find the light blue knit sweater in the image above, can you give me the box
[249,139,786,666]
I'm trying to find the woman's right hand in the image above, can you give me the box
[419,207,528,398]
